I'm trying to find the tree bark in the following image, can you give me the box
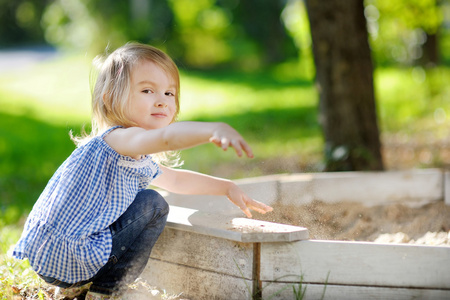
[420,32,440,67]
[305,0,383,171]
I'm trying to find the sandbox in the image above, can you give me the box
[141,169,450,299]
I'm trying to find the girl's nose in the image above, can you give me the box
[155,99,168,108]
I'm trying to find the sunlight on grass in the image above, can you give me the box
[1,53,448,138]
[375,67,450,136]
[179,71,316,120]
[0,55,92,125]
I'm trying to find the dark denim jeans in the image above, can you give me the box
[39,189,169,295]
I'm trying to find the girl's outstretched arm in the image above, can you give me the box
[104,122,253,158]
[152,166,273,218]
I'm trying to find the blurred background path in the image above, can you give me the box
[0,46,58,73]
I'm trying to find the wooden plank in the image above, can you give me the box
[445,171,450,206]
[262,282,450,300]
[165,205,309,243]
[279,169,443,206]
[260,240,450,289]
[150,228,254,279]
[142,259,253,300]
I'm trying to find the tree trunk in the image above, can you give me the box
[420,32,440,67]
[305,0,383,171]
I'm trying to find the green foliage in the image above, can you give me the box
[40,0,175,54]
[373,0,442,34]
[282,0,315,80]
[366,0,445,65]
[292,277,307,300]
[29,0,298,69]
[167,0,298,69]
[2,0,449,70]
[0,0,47,46]
[375,66,450,135]
[168,0,234,67]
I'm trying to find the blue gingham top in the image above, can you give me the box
[12,126,161,283]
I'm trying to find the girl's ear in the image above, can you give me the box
[102,92,111,112]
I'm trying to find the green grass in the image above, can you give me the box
[0,112,80,227]
[0,225,44,299]
[375,66,450,136]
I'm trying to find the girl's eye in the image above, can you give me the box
[165,91,175,96]
[142,89,153,94]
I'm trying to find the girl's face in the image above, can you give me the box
[127,60,177,130]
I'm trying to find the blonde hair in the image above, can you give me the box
[72,42,182,166]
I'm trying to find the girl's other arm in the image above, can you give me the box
[152,166,273,218]
[104,122,253,158]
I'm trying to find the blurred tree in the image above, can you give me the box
[39,0,297,69]
[281,0,315,80]
[41,0,174,54]
[306,0,384,171]
[167,0,297,69]
[0,0,48,46]
[1,0,447,69]
[230,0,297,65]
[367,0,444,66]
[166,0,234,68]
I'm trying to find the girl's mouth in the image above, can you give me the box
[151,113,167,118]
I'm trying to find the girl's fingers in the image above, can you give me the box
[220,137,229,149]
[249,204,273,214]
[240,140,254,158]
[233,198,253,218]
[241,196,273,216]
[230,139,243,157]
[248,200,273,213]
[209,136,220,146]
[229,139,253,158]
[228,189,272,218]
[243,208,252,218]
[211,134,253,158]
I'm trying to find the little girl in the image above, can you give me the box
[12,42,272,299]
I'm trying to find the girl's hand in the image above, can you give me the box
[226,183,273,218]
[209,123,254,158]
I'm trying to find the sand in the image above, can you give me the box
[255,200,450,246]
